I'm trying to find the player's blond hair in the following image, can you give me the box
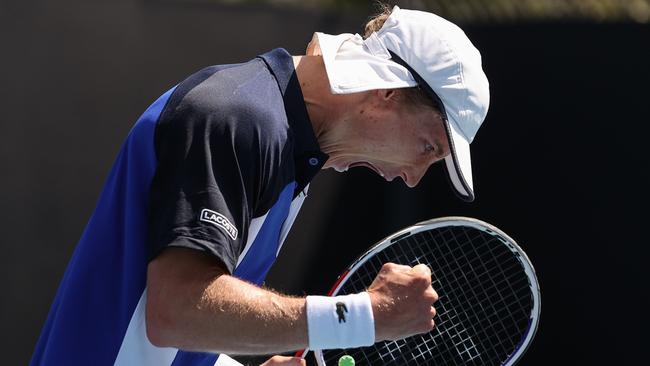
[363,2,393,37]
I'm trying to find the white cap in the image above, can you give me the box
[313,6,490,201]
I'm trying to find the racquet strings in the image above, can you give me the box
[322,225,534,365]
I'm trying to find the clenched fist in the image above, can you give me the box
[367,263,439,342]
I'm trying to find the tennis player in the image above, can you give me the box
[31,4,489,366]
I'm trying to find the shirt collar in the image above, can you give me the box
[258,48,329,196]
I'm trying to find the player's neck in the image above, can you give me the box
[293,55,331,138]
[293,55,369,148]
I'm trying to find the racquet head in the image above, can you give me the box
[301,217,540,366]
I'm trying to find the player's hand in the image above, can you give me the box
[366,262,439,342]
[260,355,306,366]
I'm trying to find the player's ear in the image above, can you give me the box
[364,89,399,112]
[377,89,397,101]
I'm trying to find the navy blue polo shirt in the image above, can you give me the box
[31,48,327,366]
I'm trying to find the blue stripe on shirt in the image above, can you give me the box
[30,87,176,366]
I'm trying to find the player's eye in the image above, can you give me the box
[424,143,435,154]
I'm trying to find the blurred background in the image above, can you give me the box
[1,0,649,364]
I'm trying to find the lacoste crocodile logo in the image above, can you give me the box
[336,302,348,323]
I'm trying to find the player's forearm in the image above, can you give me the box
[146,248,308,355]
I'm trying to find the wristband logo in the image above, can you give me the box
[336,302,348,323]
[200,209,238,240]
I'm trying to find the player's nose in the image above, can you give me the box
[403,167,426,188]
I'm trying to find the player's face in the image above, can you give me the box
[326,93,451,187]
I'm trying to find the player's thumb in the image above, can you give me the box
[411,263,432,277]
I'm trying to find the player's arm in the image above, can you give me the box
[144,74,317,354]
[145,247,308,354]
[146,247,437,354]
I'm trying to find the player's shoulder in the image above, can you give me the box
[185,58,284,115]
[162,57,289,139]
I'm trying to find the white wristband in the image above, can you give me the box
[306,292,375,350]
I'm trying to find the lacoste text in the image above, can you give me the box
[200,209,238,240]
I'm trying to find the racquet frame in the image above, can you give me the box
[299,216,540,366]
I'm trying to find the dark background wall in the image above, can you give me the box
[1,0,648,364]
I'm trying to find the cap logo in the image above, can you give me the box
[200,208,238,240]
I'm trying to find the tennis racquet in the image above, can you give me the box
[297,216,541,365]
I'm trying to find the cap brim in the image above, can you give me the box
[386,51,475,201]
[444,116,474,202]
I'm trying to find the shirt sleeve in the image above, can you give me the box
[147,71,288,274]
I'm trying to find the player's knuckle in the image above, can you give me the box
[428,319,436,331]
[413,274,430,287]
[416,320,432,333]
[424,288,438,302]
[430,289,439,302]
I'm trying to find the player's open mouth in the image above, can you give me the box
[349,161,385,177]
